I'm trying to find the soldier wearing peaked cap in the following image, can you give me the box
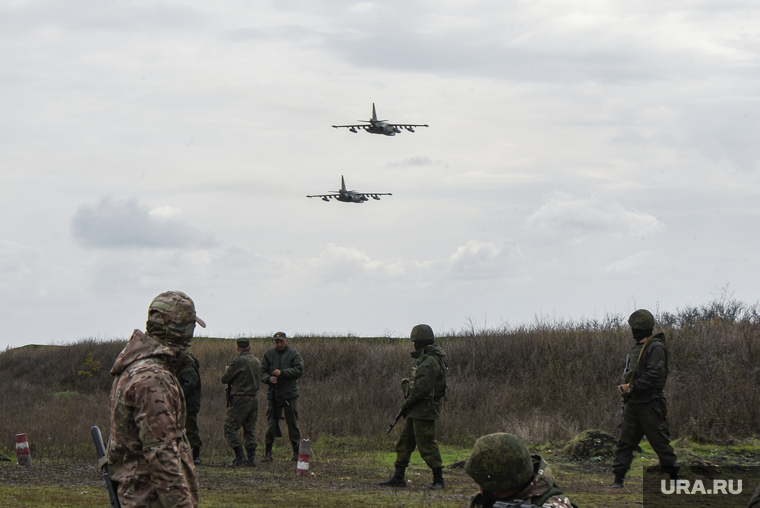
[611,309,679,488]
[465,433,576,508]
[381,324,448,490]
[222,337,262,467]
[107,291,204,508]
[261,332,304,462]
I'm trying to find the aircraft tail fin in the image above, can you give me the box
[341,175,347,192]
[372,103,377,122]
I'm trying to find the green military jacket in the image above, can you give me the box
[623,332,668,403]
[221,350,261,397]
[469,455,573,508]
[402,344,447,421]
[178,353,201,413]
[260,345,304,401]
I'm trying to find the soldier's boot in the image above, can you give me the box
[611,473,625,488]
[230,445,247,467]
[379,466,407,488]
[291,444,300,462]
[429,468,445,490]
[246,447,256,467]
[192,447,201,466]
[261,443,273,463]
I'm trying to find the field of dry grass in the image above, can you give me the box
[1,296,759,506]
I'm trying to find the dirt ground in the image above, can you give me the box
[1,441,759,507]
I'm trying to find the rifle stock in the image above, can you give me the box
[91,426,121,508]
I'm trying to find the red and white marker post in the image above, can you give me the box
[15,434,32,467]
[296,438,311,475]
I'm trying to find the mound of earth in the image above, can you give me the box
[563,430,618,460]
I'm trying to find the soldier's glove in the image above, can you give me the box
[617,384,630,397]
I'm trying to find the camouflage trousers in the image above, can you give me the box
[264,396,302,456]
[224,395,258,450]
[613,397,678,476]
[394,417,442,470]
[185,411,202,449]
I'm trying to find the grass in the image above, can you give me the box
[2,435,759,507]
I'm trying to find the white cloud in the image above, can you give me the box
[525,193,666,242]
[71,197,215,249]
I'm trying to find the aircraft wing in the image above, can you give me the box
[354,192,393,199]
[387,123,429,128]
[306,193,339,199]
[331,124,370,130]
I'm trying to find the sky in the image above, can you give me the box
[2,0,760,349]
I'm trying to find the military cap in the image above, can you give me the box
[273,331,287,340]
[628,309,655,331]
[147,291,205,345]
[237,338,250,348]
[465,433,534,493]
[410,324,434,343]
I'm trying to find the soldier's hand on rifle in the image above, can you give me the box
[273,369,282,376]
[617,383,630,396]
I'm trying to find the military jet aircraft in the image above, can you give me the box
[332,103,428,136]
[307,176,392,203]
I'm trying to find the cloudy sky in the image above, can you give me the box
[2,0,759,349]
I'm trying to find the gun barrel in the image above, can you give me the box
[91,426,122,508]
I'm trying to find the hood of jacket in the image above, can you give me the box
[110,329,191,377]
[411,343,447,361]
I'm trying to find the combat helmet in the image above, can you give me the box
[146,291,206,346]
[410,324,434,343]
[464,433,534,493]
[628,309,655,331]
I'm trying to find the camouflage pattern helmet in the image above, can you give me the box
[147,291,206,346]
[410,324,434,343]
[628,309,655,331]
[464,433,534,492]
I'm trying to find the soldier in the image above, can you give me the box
[465,433,575,508]
[221,337,262,467]
[107,291,203,508]
[260,331,304,462]
[178,351,202,465]
[380,324,448,490]
[612,309,679,488]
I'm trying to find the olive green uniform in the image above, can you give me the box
[221,350,261,450]
[469,456,573,508]
[178,353,202,449]
[612,333,678,477]
[394,344,447,470]
[260,344,304,456]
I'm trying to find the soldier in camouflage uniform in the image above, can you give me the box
[221,337,262,467]
[107,291,204,508]
[178,352,202,465]
[380,324,448,490]
[260,332,304,462]
[465,433,575,508]
[611,309,679,488]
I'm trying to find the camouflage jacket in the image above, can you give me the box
[108,330,200,508]
[260,345,304,401]
[469,456,573,508]
[178,353,201,413]
[402,344,448,421]
[221,350,261,397]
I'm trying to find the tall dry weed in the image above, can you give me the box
[1,296,759,461]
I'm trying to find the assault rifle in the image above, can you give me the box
[271,379,289,438]
[620,354,631,417]
[386,408,406,435]
[91,426,121,508]
[493,501,541,508]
